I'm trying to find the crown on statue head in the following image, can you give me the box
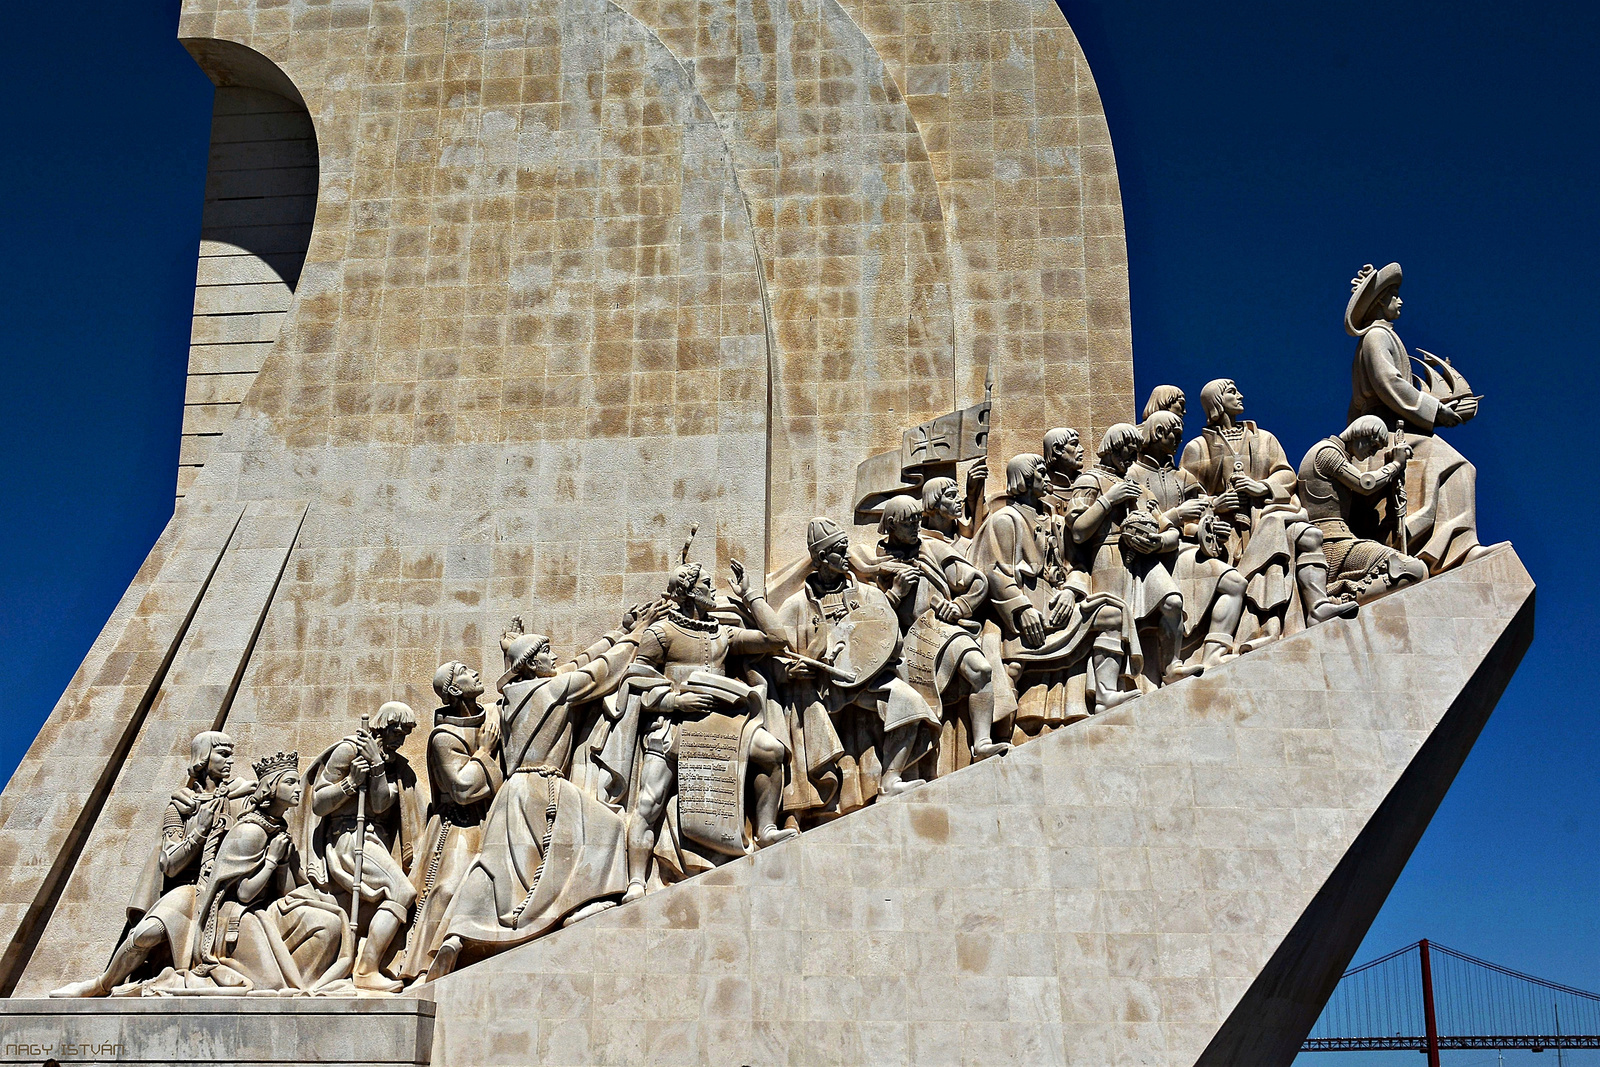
[252,750,300,780]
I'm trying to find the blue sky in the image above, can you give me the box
[0,0,1593,1051]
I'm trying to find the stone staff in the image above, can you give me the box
[348,712,369,940]
[1391,420,1409,556]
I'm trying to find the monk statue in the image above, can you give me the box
[303,702,423,992]
[1298,416,1429,599]
[426,625,645,979]
[1347,262,1488,573]
[395,663,502,982]
[1181,378,1357,647]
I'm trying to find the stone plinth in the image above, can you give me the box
[419,546,1532,1066]
[0,997,434,1066]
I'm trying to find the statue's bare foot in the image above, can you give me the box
[49,977,107,998]
[971,740,1011,761]
[1096,688,1140,712]
[1307,598,1359,624]
[563,900,619,926]
[756,825,800,847]
[353,970,404,994]
[622,880,647,905]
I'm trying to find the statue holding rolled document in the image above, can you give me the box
[1347,262,1488,573]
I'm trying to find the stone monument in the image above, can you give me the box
[0,0,1529,1063]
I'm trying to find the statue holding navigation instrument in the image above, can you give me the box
[1347,262,1487,574]
[775,518,941,814]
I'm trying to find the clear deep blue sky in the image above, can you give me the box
[0,0,1591,1053]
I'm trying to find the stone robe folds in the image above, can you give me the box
[775,575,939,818]
[135,814,350,994]
[125,778,254,925]
[1181,423,1317,642]
[1068,467,1178,674]
[396,710,503,980]
[1125,457,1232,639]
[438,638,637,959]
[302,741,424,927]
[971,499,1123,724]
[1350,320,1481,572]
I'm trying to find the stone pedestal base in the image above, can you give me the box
[0,998,434,1066]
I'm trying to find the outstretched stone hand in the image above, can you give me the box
[729,558,760,604]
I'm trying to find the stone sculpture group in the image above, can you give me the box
[52,262,1489,997]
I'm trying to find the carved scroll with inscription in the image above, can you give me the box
[676,713,746,858]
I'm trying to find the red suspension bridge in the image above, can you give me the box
[1303,940,1600,1061]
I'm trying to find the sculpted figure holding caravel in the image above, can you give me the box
[1347,263,1487,574]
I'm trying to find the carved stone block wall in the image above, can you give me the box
[0,0,1133,996]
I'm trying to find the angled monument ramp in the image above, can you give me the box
[424,547,1532,1066]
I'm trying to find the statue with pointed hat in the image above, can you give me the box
[773,517,942,818]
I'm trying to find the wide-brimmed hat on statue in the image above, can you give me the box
[1345,261,1403,335]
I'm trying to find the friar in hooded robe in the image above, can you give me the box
[395,662,503,982]
[424,624,645,979]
